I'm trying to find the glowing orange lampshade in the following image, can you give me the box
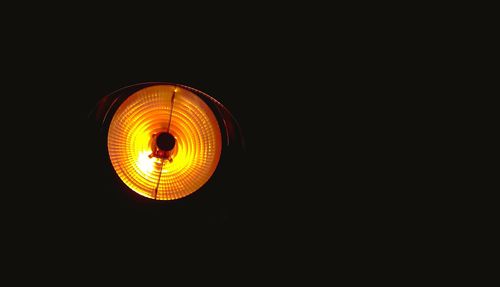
[107,84,222,200]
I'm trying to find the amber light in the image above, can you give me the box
[107,85,222,200]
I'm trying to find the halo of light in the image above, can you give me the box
[107,84,222,200]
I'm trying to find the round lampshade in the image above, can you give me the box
[107,84,222,200]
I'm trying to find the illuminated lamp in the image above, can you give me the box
[95,83,243,201]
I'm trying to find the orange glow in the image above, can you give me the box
[107,85,222,200]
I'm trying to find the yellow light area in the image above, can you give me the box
[107,85,222,200]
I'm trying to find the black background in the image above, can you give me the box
[1,4,456,282]
[2,5,403,276]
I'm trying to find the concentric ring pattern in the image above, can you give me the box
[107,85,222,200]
